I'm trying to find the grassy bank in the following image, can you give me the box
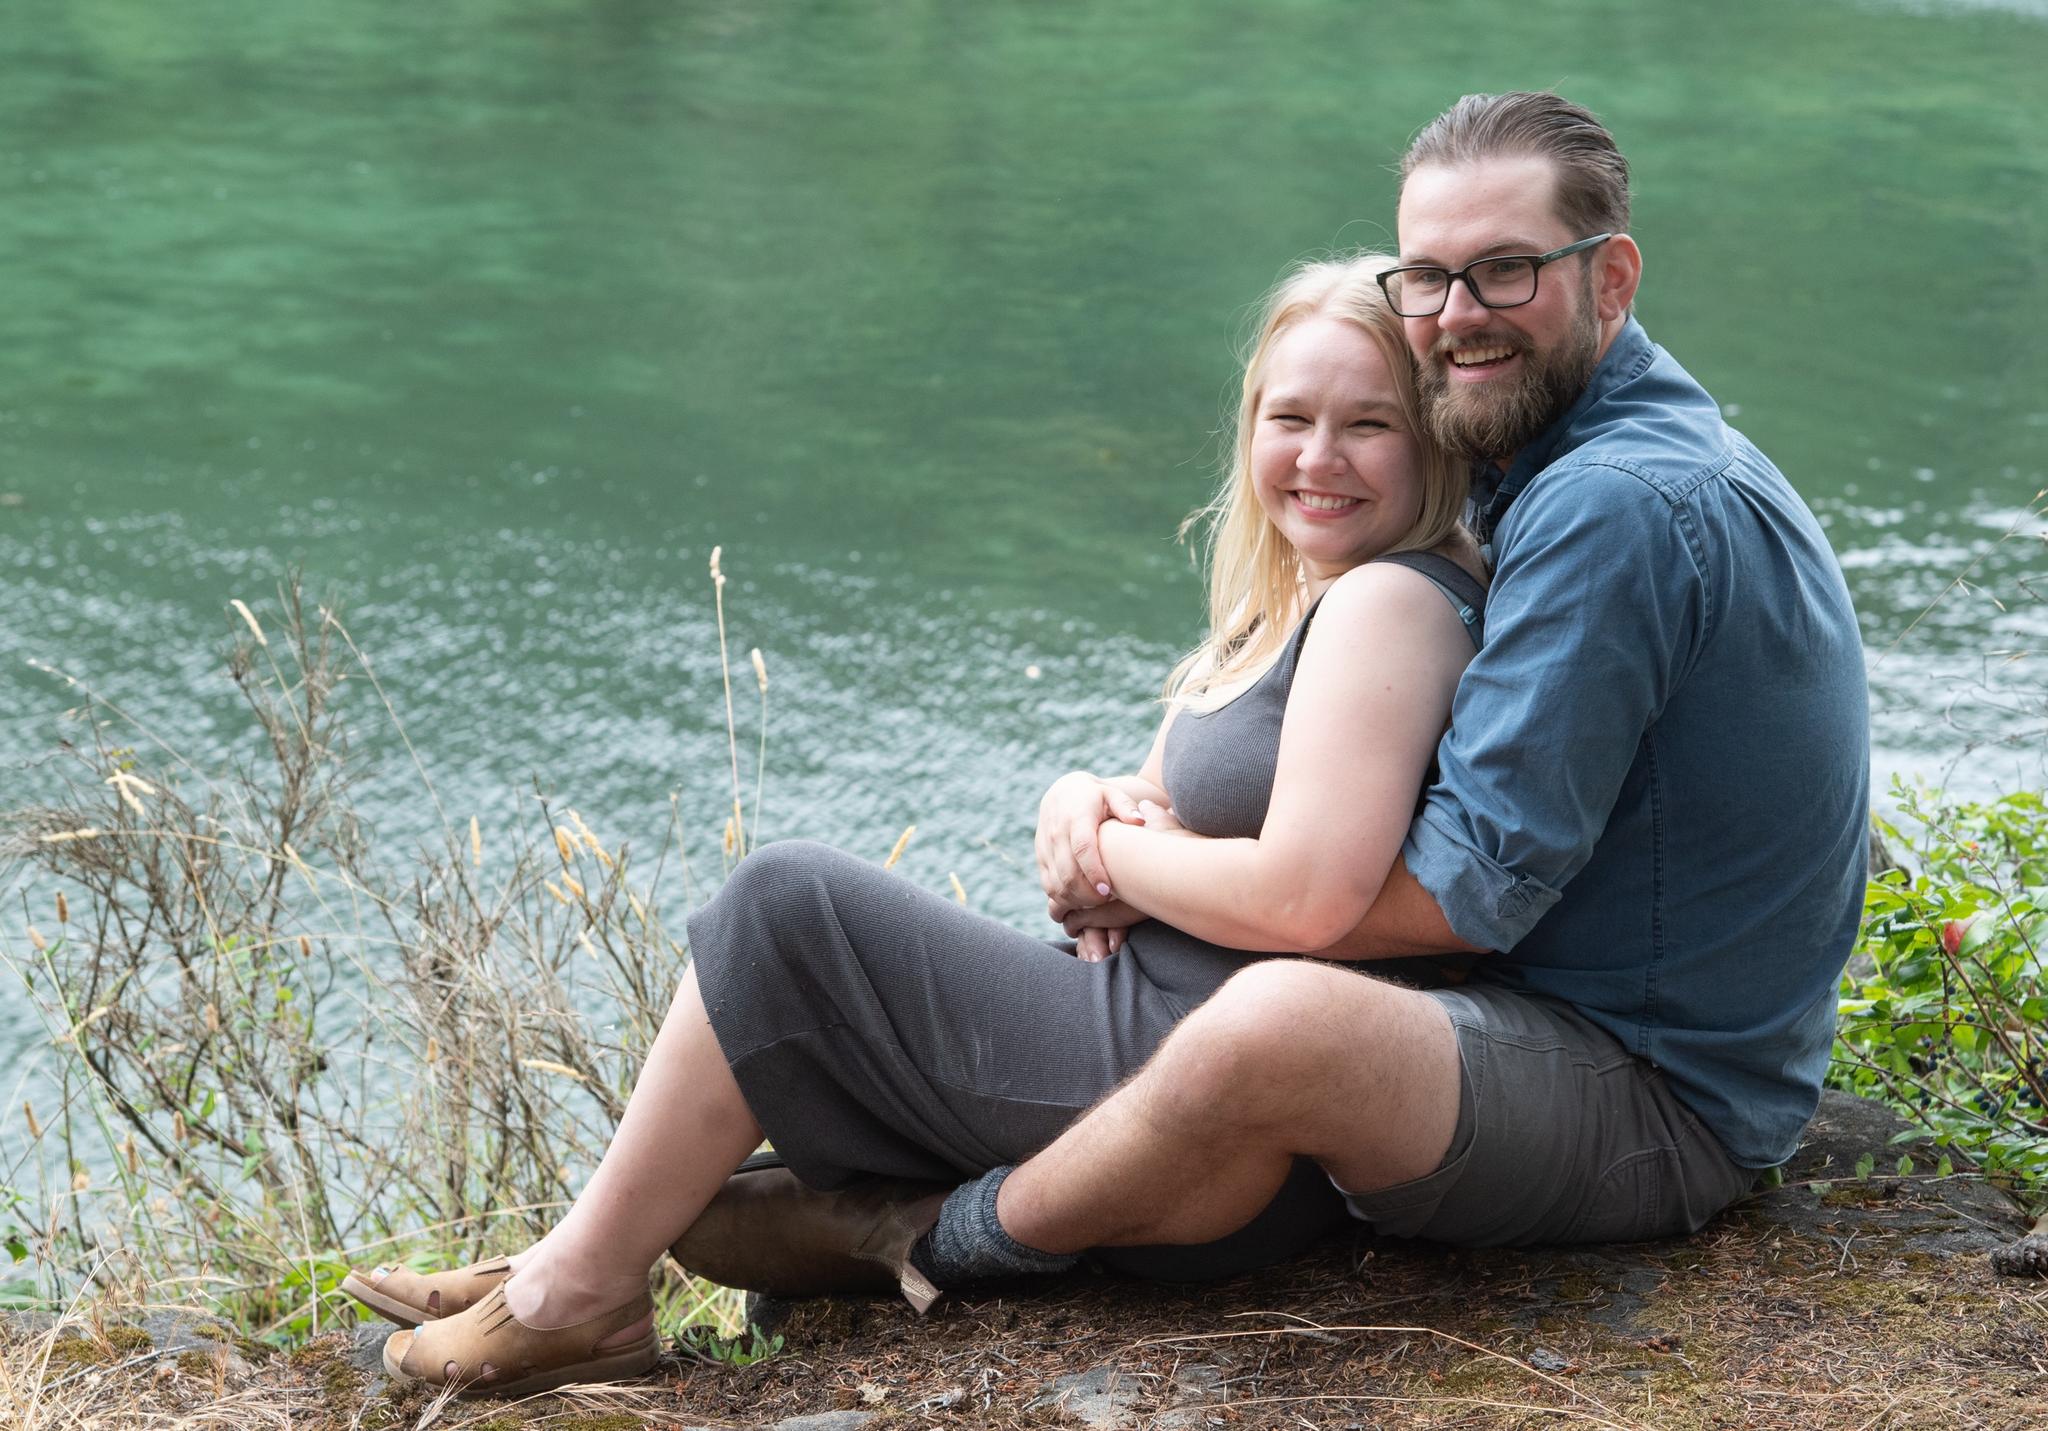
[0,568,2042,1426]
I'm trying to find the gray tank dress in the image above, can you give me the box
[688,552,1484,1280]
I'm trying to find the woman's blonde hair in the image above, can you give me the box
[1166,252,1468,706]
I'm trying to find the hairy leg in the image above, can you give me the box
[500,963,762,1337]
[997,961,1460,1252]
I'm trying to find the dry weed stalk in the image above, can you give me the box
[1,575,745,1342]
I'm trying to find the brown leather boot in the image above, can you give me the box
[669,1156,951,1314]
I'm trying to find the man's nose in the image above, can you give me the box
[1438,277,1492,333]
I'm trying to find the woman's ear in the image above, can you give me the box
[1596,235,1643,322]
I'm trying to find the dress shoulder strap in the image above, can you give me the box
[1368,550,1487,649]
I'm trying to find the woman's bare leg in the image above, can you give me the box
[499,963,761,1337]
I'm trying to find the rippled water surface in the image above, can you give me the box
[3,1,2045,1081]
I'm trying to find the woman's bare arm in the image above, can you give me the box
[1091,563,1474,954]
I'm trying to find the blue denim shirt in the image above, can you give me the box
[1403,319,1870,1168]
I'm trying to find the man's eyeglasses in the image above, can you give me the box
[1377,234,1613,318]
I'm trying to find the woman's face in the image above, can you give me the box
[1250,316,1427,592]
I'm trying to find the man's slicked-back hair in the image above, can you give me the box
[1400,92,1631,239]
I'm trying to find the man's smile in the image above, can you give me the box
[1438,338,1528,383]
[1449,343,1517,369]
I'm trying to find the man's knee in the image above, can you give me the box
[1146,961,1391,1131]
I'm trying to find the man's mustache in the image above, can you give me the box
[1429,330,1536,363]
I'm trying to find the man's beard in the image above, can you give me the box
[1417,280,1602,461]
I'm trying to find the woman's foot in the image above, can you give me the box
[499,1243,655,1343]
[340,1255,517,1327]
[381,1282,659,1398]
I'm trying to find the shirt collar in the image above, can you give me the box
[1501,316,1656,492]
[1472,318,1656,559]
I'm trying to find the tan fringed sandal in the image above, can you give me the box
[340,1256,513,1327]
[380,1283,659,1398]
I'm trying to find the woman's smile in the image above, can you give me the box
[1250,315,1425,590]
[1290,490,1365,514]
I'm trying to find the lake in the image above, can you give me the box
[2,0,2044,1090]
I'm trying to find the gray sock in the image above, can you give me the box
[910,1166,1080,1286]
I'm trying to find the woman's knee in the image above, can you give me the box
[706,840,840,924]
[691,840,853,984]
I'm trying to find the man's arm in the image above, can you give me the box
[1352,464,1709,956]
[1310,853,1482,959]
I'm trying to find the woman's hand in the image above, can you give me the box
[1035,772,1147,912]
[1052,895,1146,932]
[1053,802,1184,960]
[1072,926,1130,962]
[1133,799,1184,834]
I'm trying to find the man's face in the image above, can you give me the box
[1396,156,1606,463]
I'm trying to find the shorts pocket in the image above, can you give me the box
[1557,1095,1754,1245]
[1558,1144,1681,1244]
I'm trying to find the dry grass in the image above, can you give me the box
[0,573,756,1346]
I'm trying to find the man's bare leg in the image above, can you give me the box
[995,960,1461,1254]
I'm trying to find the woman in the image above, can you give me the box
[347,252,1487,1396]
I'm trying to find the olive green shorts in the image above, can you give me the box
[1333,983,1758,1247]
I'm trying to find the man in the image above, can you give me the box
[678,91,1869,1296]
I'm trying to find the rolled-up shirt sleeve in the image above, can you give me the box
[1406,461,1710,952]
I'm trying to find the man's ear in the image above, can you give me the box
[1596,235,1643,321]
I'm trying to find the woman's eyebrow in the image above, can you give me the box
[1262,393,1401,415]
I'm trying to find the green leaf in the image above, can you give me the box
[1896,1154,1915,1176]
[1937,1155,1954,1178]
[1854,1153,1876,1180]
[4,1237,26,1263]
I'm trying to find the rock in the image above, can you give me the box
[773,1413,874,1431]
[0,1310,59,1337]
[346,1321,390,1375]
[1744,1090,2029,1256]
[346,1321,394,1405]
[1168,1362,1228,1399]
[135,1310,238,1358]
[1991,1227,2048,1277]
[1153,1362,1232,1428]
[1031,1364,1140,1428]
[130,1310,253,1380]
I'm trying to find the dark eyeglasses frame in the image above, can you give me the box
[1377,233,1614,317]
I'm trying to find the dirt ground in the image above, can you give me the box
[9,1095,2044,1430]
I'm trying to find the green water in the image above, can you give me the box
[3,1,2045,1081]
